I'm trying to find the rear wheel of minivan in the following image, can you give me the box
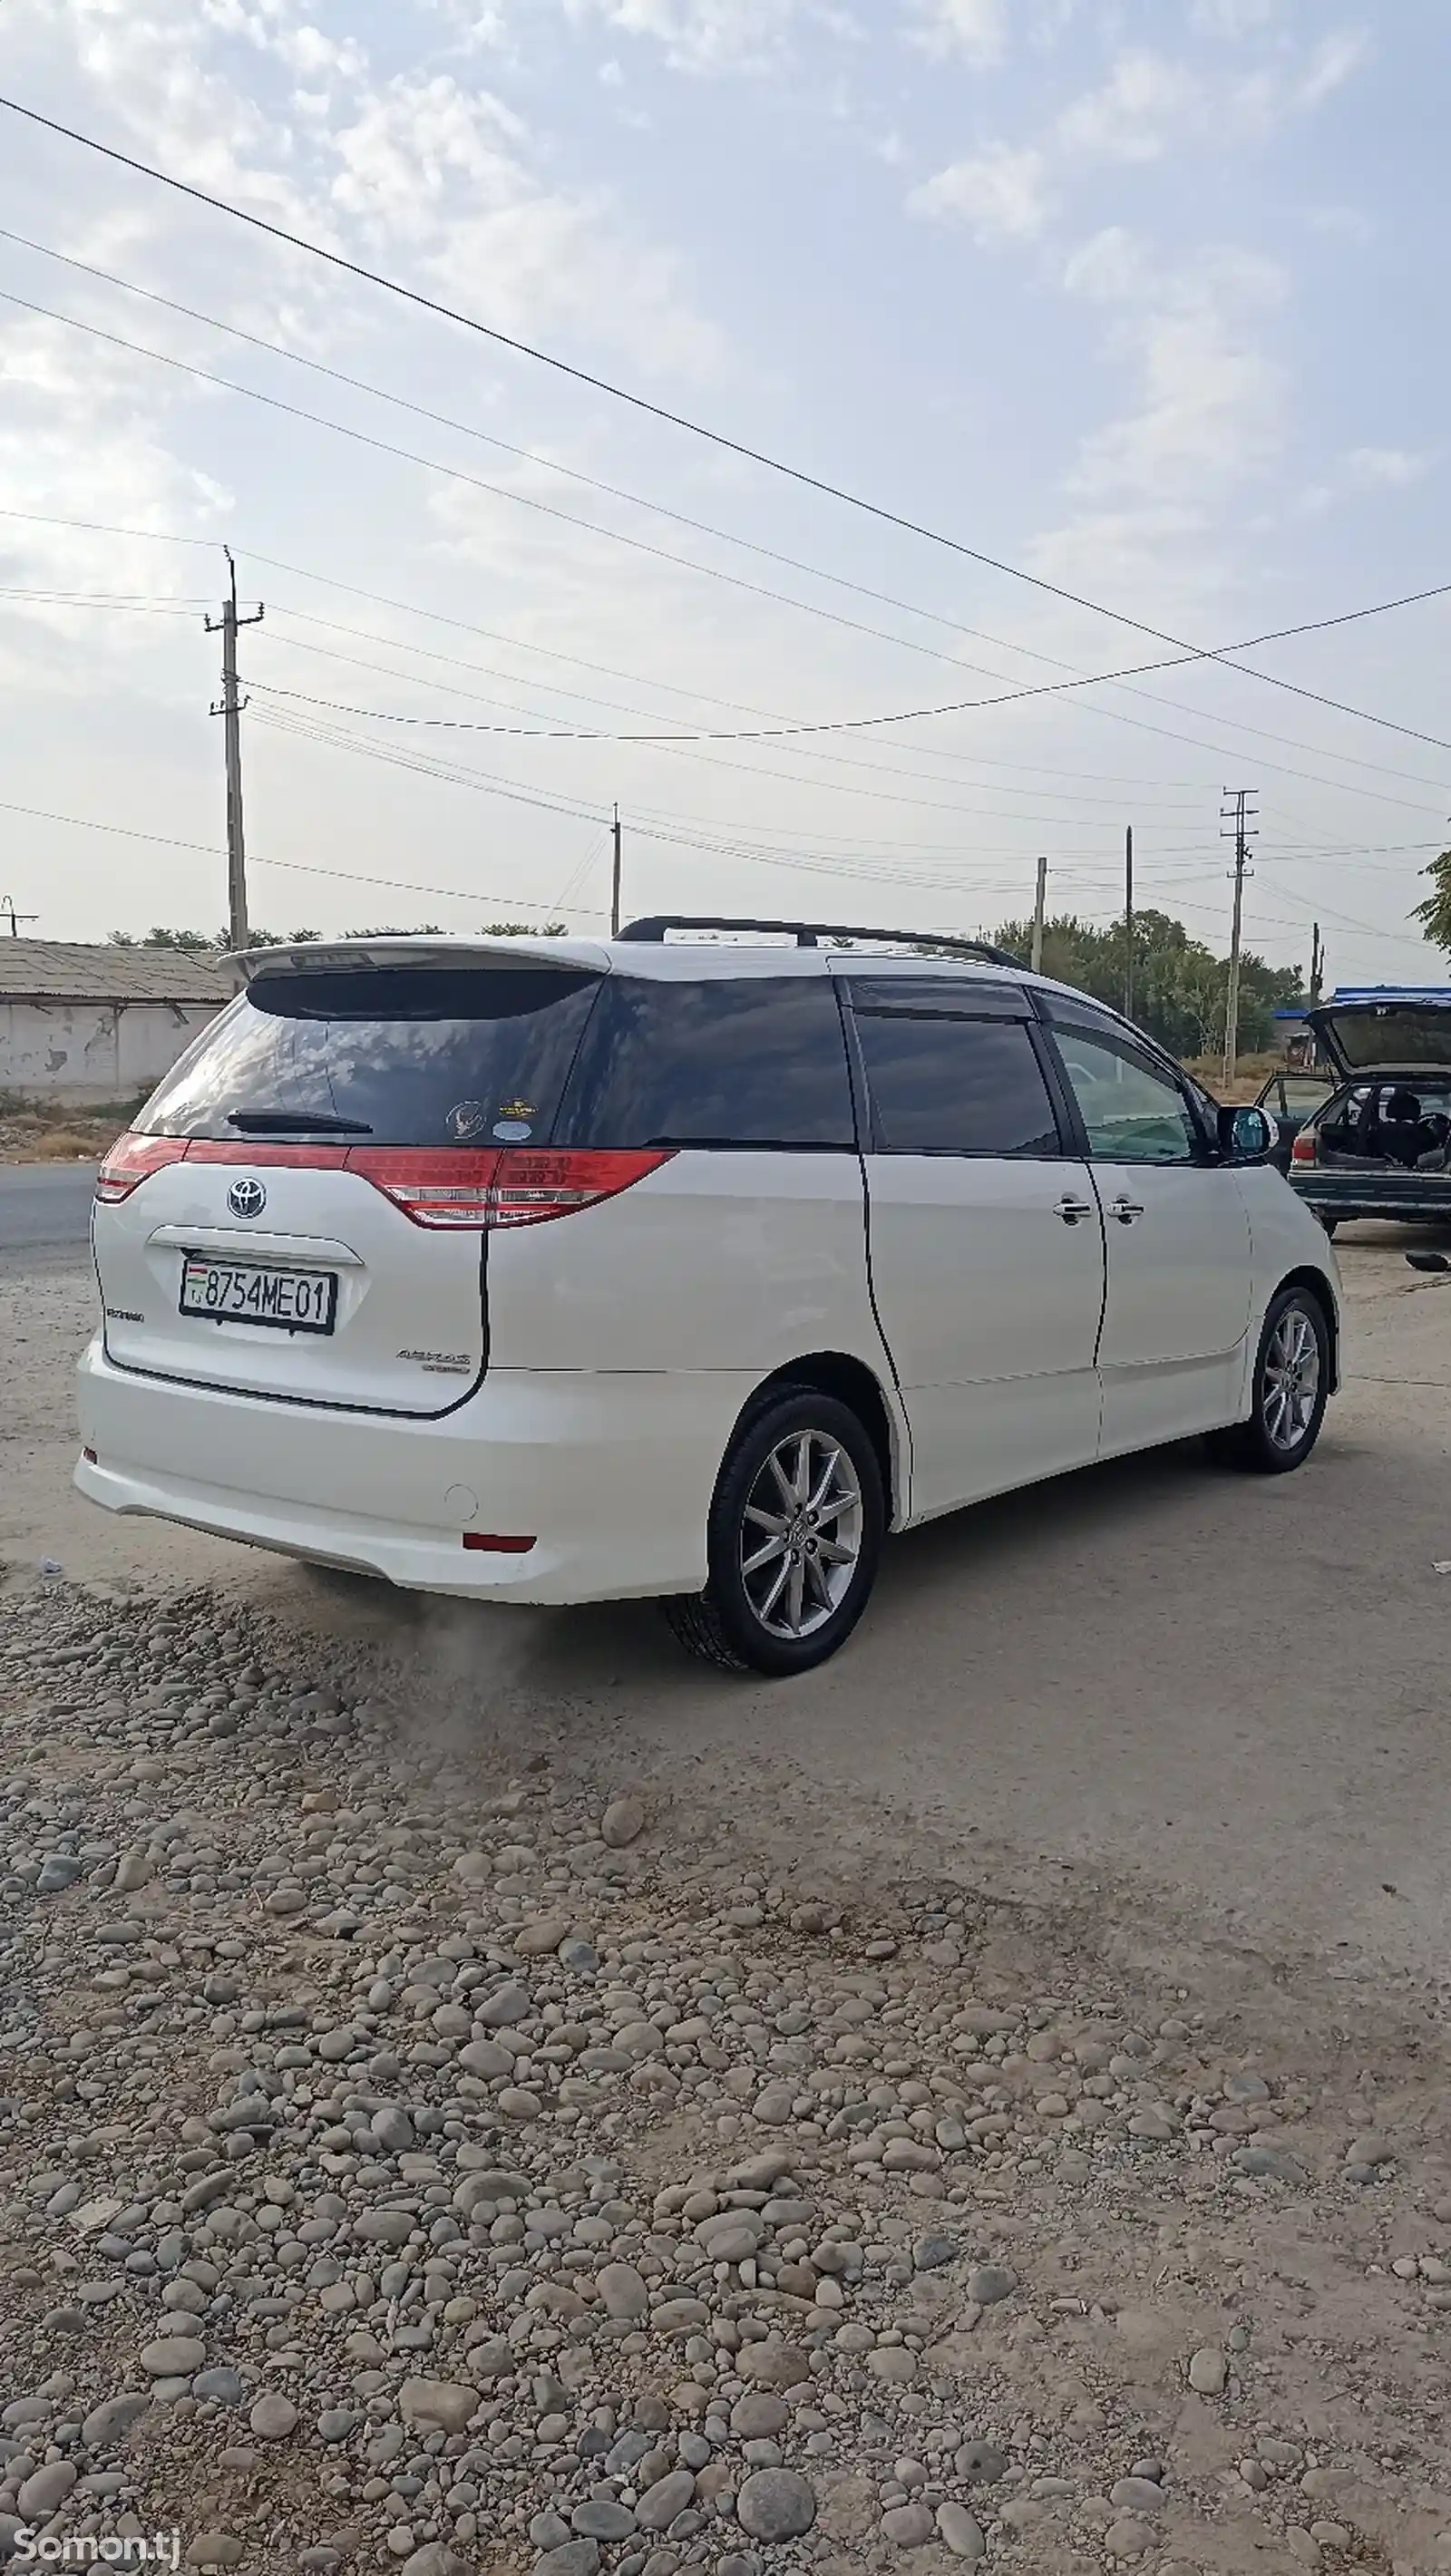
[665,1387,885,1676]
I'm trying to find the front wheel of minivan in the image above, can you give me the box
[665,1388,885,1676]
[1206,1285,1330,1476]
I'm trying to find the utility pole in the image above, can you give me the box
[206,549,264,952]
[1,896,39,938]
[1030,854,1047,975]
[610,804,623,938]
[1309,920,1324,1006]
[1123,823,1135,1020]
[1220,786,1258,1088]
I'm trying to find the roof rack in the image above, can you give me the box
[618,914,1021,970]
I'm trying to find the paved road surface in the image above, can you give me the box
[4,1208,1450,1990]
[0,1162,98,1254]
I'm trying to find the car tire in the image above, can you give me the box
[1206,1285,1331,1476]
[664,1386,885,1676]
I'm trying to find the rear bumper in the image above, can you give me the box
[1291,1177,1451,1222]
[74,1338,754,1603]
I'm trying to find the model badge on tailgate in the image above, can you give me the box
[398,1347,472,1374]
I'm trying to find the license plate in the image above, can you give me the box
[180,1255,337,1335]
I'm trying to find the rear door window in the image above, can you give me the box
[850,999,1063,1156]
[555,976,855,1148]
[137,965,601,1146]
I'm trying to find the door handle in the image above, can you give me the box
[1055,1195,1095,1225]
[1110,1197,1145,1223]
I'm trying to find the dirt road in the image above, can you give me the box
[4,1220,1449,1992]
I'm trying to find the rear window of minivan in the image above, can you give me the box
[137,965,601,1147]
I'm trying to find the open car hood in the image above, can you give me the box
[1306,992,1451,1076]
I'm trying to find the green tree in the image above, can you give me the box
[1413,848,1451,955]
[992,909,1301,1061]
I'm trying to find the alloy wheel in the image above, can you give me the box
[1262,1304,1321,1452]
[738,1429,864,1640]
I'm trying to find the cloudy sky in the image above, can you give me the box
[0,0,1446,984]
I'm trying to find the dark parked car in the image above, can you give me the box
[1255,1067,1335,1173]
[1285,992,1451,1233]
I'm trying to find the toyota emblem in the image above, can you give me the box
[227,1177,268,1220]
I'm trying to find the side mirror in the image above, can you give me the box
[1218,1103,1278,1162]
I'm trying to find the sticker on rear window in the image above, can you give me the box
[492,1118,532,1141]
[445,1100,488,1140]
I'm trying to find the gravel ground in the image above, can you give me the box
[4,1578,1451,2576]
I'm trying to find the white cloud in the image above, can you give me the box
[910,142,1052,241]
[1300,26,1370,107]
[1061,224,1152,305]
[556,0,809,75]
[1055,49,1201,163]
[1028,243,1289,631]
[1347,444,1436,489]
[1192,0,1280,32]
[907,0,1004,65]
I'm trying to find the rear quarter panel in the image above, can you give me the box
[485,1148,893,1381]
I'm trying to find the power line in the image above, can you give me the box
[10,226,1451,783]
[0,792,602,916]
[239,554,1451,812]
[10,279,1451,779]
[5,92,1448,759]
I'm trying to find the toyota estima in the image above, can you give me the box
[77,917,1339,1675]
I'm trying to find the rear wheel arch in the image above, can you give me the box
[740,1351,901,1523]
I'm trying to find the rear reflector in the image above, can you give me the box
[462,1531,537,1554]
[95,1133,190,1201]
[1291,1133,1317,1163]
[83,1446,97,1463]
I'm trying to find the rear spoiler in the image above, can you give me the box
[229,936,613,981]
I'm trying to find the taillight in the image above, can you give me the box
[94,1133,190,1201]
[486,1148,674,1227]
[350,1149,500,1228]
[1291,1132,1317,1163]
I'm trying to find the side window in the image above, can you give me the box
[1053,1025,1200,1165]
[554,976,855,1149]
[852,1010,1063,1155]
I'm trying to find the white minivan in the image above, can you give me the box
[76,919,1339,1674]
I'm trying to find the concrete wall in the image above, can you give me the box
[0,999,223,1105]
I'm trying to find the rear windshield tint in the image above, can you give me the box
[137,965,600,1145]
[555,976,855,1149]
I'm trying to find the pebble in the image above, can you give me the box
[967,2265,1017,2305]
[935,2503,986,2561]
[0,1577,1438,2576]
[250,2394,299,2439]
[140,2336,205,2377]
[16,2463,77,2517]
[398,2381,479,2435]
[635,2471,696,2532]
[881,2503,935,2545]
[1105,2518,1156,2559]
[735,2470,817,2542]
